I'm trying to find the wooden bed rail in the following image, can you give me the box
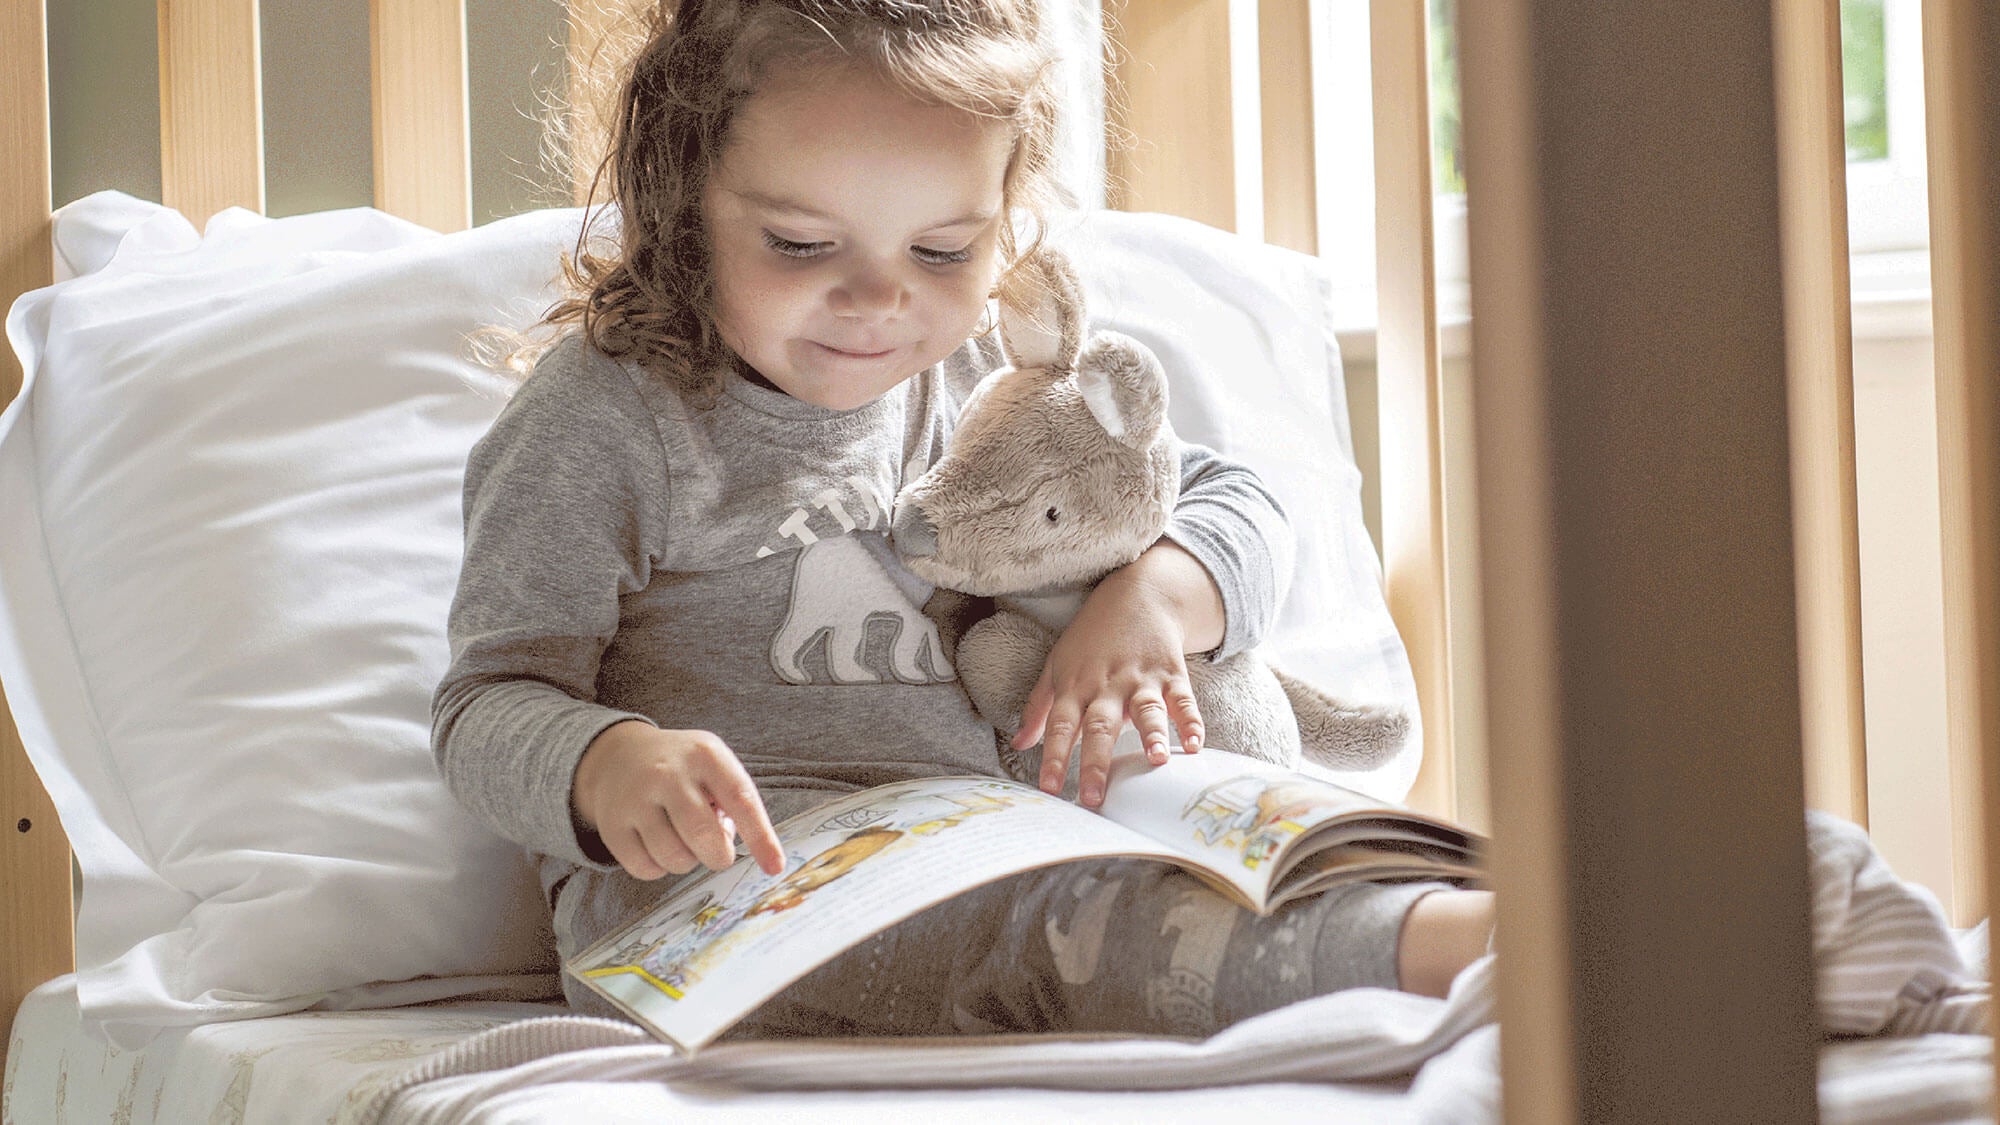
[1923,0,2000,1065]
[1,0,69,1076]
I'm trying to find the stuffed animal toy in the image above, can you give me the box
[891,244,1410,783]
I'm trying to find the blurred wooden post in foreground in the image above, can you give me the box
[1458,3,1819,1121]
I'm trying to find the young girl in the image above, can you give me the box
[432,0,1502,1038]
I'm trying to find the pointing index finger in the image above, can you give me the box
[711,776,785,875]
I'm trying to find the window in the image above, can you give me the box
[1426,0,1922,250]
[1312,0,1930,338]
[1844,0,1929,255]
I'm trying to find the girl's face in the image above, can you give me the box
[704,66,1014,411]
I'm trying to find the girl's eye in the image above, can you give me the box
[761,231,828,259]
[913,245,973,266]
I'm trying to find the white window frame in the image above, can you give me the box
[1311,0,1931,353]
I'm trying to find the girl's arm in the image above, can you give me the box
[1014,442,1295,806]
[432,341,781,876]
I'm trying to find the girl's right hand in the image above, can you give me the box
[572,721,787,880]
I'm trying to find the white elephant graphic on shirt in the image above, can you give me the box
[770,534,955,686]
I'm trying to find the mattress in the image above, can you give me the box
[3,974,1414,1123]
[2,975,564,1124]
[6,962,1992,1125]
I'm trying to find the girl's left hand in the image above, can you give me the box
[1012,551,1211,809]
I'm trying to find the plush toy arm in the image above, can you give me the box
[954,609,1056,738]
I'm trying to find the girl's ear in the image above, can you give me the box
[997,246,1085,372]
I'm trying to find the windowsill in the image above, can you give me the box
[1330,247,1934,365]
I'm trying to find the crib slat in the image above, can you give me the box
[1100,0,1239,232]
[370,0,471,233]
[1458,4,1818,1121]
[1920,0,2000,983]
[158,0,265,225]
[1773,0,1869,827]
[1369,0,1454,819]
[1258,0,1315,254]
[0,0,72,1077]
[564,0,626,206]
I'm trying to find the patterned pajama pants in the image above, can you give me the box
[561,858,1446,1039]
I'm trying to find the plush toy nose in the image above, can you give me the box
[891,500,937,559]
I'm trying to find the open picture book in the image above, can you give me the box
[568,745,1483,1051]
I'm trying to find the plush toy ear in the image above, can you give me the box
[1073,334,1168,445]
[997,246,1085,372]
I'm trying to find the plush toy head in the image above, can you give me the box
[892,246,1181,596]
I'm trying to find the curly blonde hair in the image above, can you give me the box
[481,0,1064,395]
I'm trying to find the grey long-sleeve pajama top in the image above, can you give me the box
[430,329,1297,965]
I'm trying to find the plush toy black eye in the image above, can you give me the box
[1045,506,1060,523]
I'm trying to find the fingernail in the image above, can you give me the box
[1082,785,1102,805]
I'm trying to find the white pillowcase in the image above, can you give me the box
[1,193,572,1048]
[0,192,1416,1048]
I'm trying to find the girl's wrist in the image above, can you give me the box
[1104,539,1225,655]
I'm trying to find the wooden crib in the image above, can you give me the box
[2,1,1994,1120]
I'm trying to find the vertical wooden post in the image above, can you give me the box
[1259,0,1316,255]
[1458,3,1820,1121]
[158,0,265,225]
[370,0,472,233]
[1921,0,2000,1038]
[1773,0,1868,828]
[1370,0,1453,818]
[1101,0,1239,232]
[0,0,72,1077]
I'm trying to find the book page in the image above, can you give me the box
[567,775,1181,1052]
[1094,744,1404,905]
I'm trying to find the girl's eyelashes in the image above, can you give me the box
[761,231,828,259]
[759,230,972,266]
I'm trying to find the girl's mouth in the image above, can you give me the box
[817,342,897,359]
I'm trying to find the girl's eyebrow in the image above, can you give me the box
[729,187,995,230]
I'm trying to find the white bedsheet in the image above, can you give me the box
[6,960,1992,1125]
[2,975,562,1124]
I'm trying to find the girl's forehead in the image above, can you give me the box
[714,67,1012,220]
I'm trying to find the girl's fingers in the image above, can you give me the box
[1168,683,1204,752]
[606,826,665,881]
[630,816,701,879]
[1128,690,1173,764]
[1012,671,1055,751]
[1039,697,1083,794]
[707,769,786,875]
[1075,699,1126,807]
[660,785,735,871]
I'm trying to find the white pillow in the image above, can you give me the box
[0,192,1416,1048]
[0,191,574,1048]
[1052,211,1421,799]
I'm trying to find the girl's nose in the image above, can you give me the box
[830,267,909,320]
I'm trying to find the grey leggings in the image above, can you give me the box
[562,858,1449,1040]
